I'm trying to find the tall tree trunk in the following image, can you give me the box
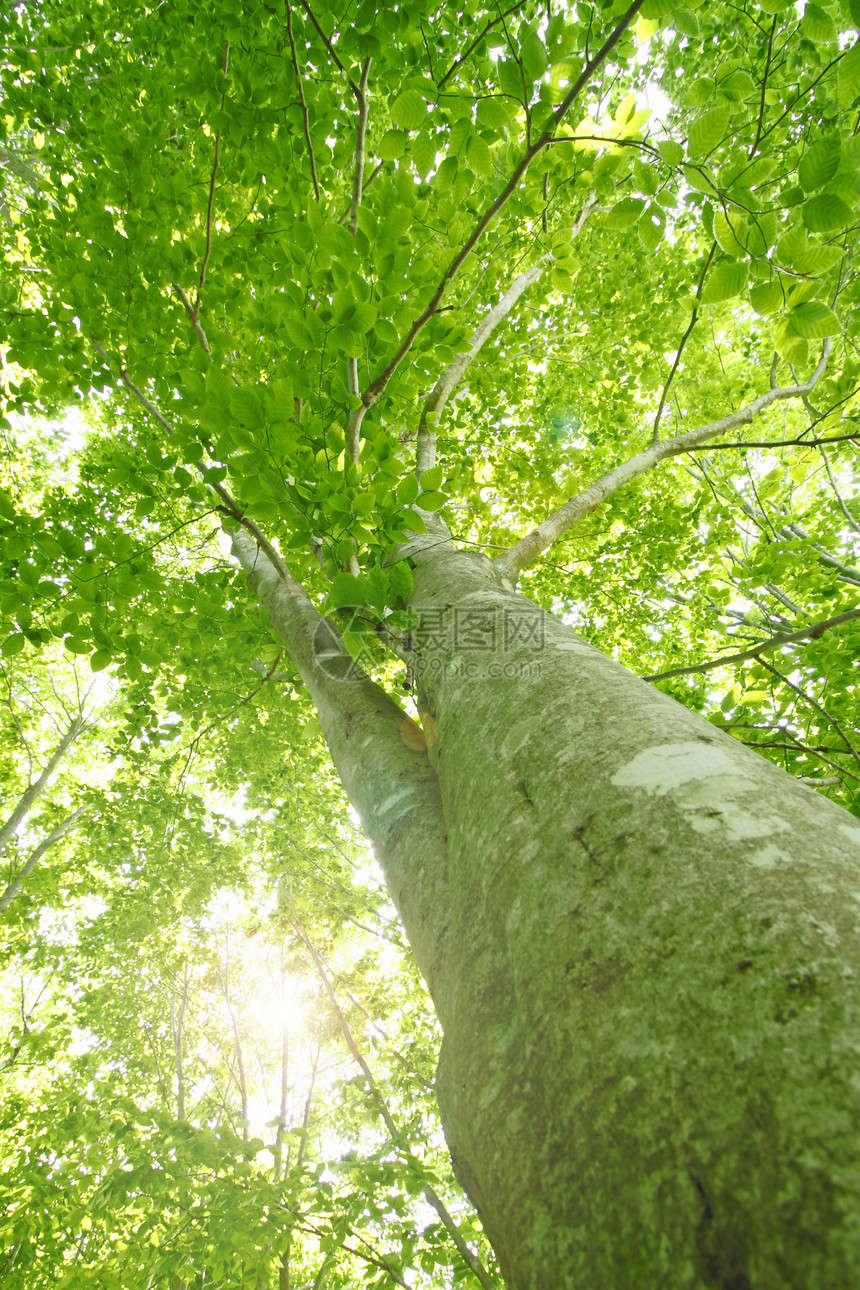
[234,528,860,1289]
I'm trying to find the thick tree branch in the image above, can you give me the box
[644,607,860,682]
[0,712,87,857]
[413,199,597,476]
[358,1,646,415]
[229,529,452,1004]
[0,805,90,914]
[501,341,833,577]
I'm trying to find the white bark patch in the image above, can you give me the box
[837,822,860,850]
[612,743,791,841]
[376,787,415,818]
[749,843,789,869]
[611,742,748,794]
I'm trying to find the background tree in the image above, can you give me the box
[3,0,860,1285]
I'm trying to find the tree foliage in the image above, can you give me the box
[2,0,860,1283]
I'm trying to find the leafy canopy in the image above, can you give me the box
[2,0,860,1283]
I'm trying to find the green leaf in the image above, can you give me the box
[387,561,414,600]
[468,135,493,177]
[688,106,730,158]
[399,508,427,533]
[90,649,112,671]
[787,301,842,338]
[230,388,265,430]
[720,69,756,101]
[638,204,666,252]
[792,245,844,276]
[640,0,677,15]
[412,130,437,177]
[520,31,548,83]
[1,633,26,657]
[604,196,646,229]
[838,41,860,110]
[801,4,838,42]
[774,319,809,365]
[802,193,854,231]
[798,137,841,192]
[330,573,368,608]
[476,99,513,129]
[416,491,446,511]
[701,262,749,304]
[420,465,444,491]
[657,140,684,167]
[749,280,783,316]
[390,89,427,131]
[672,10,701,38]
[397,475,419,505]
[378,129,407,161]
[713,209,747,257]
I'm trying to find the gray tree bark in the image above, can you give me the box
[233,523,860,1290]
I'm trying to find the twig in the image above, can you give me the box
[759,658,860,773]
[296,926,496,1290]
[651,241,716,444]
[196,41,231,317]
[172,283,210,354]
[437,2,528,88]
[818,447,860,534]
[750,16,778,158]
[297,0,352,84]
[678,431,860,451]
[286,0,321,201]
[90,340,295,585]
[644,607,860,682]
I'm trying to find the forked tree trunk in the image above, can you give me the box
[234,526,860,1290]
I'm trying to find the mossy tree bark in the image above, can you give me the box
[236,525,860,1290]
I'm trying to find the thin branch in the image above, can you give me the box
[502,341,833,577]
[750,15,778,158]
[678,431,860,451]
[437,2,528,88]
[296,926,495,1290]
[350,58,371,234]
[172,283,210,354]
[196,41,231,318]
[357,1,647,421]
[345,58,372,474]
[759,658,860,773]
[413,200,596,476]
[643,606,860,682]
[651,240,716,444]
[286,0,321,202]
[297,1,352,84]
[818,447,860,534]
